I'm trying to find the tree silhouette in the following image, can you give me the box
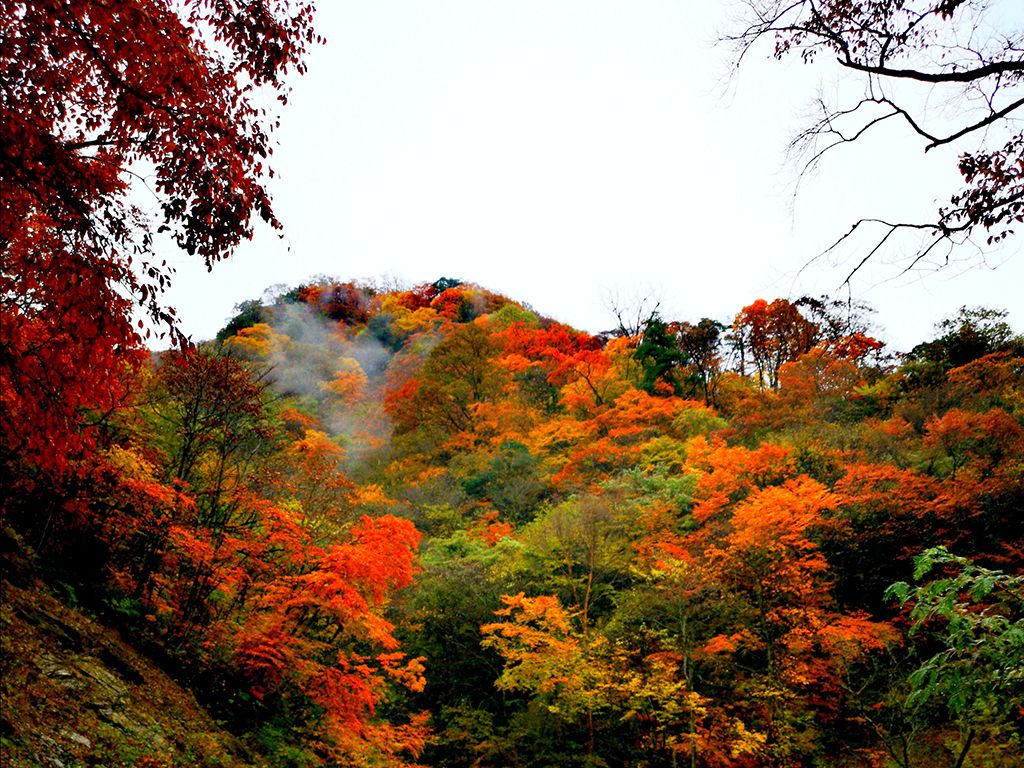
[727,1,1024,276]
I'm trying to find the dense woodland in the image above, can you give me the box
[3,277,1022,767]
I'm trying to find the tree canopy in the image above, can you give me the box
[0,0,317,469]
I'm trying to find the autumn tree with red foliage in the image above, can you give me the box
[297,281,372,325]
[731,299,819,390]
[0,0,317,473]
[224,513,430,764]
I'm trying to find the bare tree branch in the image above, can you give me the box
[838,57,1024,84]
[723,0,1024,279]
[924,95,1024,150]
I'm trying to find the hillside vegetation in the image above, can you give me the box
[2,278,1022,767]
[1,528,266,768]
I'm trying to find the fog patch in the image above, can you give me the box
[261,302,395,467]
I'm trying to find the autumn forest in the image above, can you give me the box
[2,2,1023,768]
[4,274,1023,766]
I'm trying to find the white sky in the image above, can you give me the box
[160,0,1023,352]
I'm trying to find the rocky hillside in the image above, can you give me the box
[0,529,263,768]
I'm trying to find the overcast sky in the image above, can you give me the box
[160,0,1023,352]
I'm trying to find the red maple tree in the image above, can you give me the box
[1,0,317,470]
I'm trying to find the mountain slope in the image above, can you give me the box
[0,528,264,768]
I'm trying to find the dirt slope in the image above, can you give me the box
[0,529,264,768]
